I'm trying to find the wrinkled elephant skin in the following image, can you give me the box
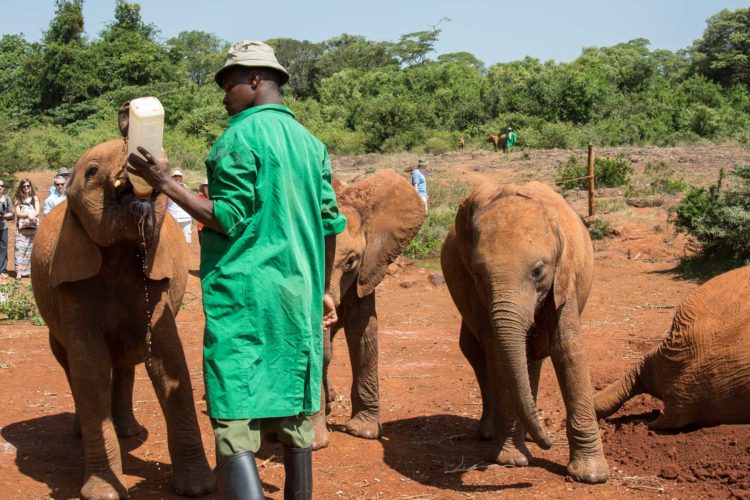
[313,170,425,450]
[30,110,214,499]
[441,181,609,484]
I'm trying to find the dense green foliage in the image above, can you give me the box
[1,3,749,180]
[670,166,750,260]
[555,155,633,190]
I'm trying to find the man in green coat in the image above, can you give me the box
[128,40,346,500]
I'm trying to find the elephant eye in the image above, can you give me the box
[85,164,99,180]
[531,262,545,281]
[345,254,358,269]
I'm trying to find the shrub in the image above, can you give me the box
[0,280,40,321]
[555,155,633,190]
[587,218,614,240]
[404,178,472,259]
[642,160,688,194]
[670,166,750,260]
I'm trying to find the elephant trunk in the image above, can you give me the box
[491,300,553,450]
[594,356,646,419]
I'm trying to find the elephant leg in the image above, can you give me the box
[112,365,144,438]
[549,302,609,484]
[459,322,493,440]
[49,333,83,437]
[66,333,128,499]
[343,293,381,440]
[145,297,215,497]
[312,325,337,451]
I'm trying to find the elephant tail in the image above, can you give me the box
[593,356,648,419]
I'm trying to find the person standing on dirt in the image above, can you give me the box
[127,40,346,500]
[411,158,429,209]
[505,127,517,152]
[0,180,14,280]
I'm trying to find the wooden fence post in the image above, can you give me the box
[587,144,595,217]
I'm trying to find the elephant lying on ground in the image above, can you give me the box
[441,181,609,484]
[595,265,750,429]
[30,107,214,499]
[312,169,425,449]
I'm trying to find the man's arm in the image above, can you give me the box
[322,235,337,328]
[127,147,226,234]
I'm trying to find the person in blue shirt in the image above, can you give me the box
[43,175,67,215]
[411,158,429,208]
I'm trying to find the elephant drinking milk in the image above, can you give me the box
[312,169,426,449]
[441,181,609,484]
[30,106,214,499]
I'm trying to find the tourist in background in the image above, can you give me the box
[0,180,14,280]
[167,169,194,243]
[43,175,67,214]
[14,179,40,280]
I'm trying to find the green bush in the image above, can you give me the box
[588,218,614,240]
[642,160,688,194]
[404,179,472,258]
[555,155,633,190]
[0,280,41,321]
[670,166,750,260]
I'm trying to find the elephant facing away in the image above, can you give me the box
[595,265,750,429]
[30,108,214,499]
[441,181,609,484]
[312,169,426,449]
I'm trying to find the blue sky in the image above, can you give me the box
[3,0,747,65]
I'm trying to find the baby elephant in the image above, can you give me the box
[595,265,750,429]
[442,181,608,484]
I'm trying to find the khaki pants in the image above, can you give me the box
[211,415,313,466]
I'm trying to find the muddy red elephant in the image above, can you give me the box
[441,181,609,484]
[487,134,508,152]
[595,264,750,429]
[312,170,425,449]
[30,108,214,499]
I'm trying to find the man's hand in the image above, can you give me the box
[322,293,338,328]
[127,146,171,191]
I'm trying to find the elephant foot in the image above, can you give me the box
[311,413,330,451]
[113,416,144,438]
[490,440,532,467]
[81,471,128,500]
[171,457,216,497]
[325,385,336,415]
[567,453,609,484]
[345,413,381,440]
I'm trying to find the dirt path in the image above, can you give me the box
[0,144,748,499]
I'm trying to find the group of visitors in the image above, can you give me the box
[0,167,69,281]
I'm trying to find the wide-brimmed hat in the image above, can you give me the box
[201,178,208,185]
[171,169,184,177]
[215,40,289,87]
[417,158,429,167]
[57,167,70,176]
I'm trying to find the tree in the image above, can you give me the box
[44,0,84,45]
[392,28,440,66]
[437,52,485,74]
[167,31,225,85]
[266,38,325,98]
[691,8,750,86]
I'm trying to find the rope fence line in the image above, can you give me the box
[554,174,594,184]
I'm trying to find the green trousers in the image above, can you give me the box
[211,415,313,466]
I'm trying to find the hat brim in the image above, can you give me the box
[215,62,290,87]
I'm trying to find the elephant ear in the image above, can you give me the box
[552,216,585,310]
[118,101,130,139]
[50,209,102,287]
[343,170,425,297]
[455,184,503,267]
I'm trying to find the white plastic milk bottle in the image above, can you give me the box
[127,97,164,199]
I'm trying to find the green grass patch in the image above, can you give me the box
[0,280,42,323]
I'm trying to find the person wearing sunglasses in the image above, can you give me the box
[0,180,14,280]
[43,175,67,215]
[13,179,40,280]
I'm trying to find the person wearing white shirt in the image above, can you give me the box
[44,175,67,215]
[167,169,194,243]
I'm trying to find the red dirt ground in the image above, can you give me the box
[1,144,749,499]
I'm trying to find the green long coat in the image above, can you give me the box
[200,104,346,419]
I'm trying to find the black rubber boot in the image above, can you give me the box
[216,450,265,500]
[283,446,312,500]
